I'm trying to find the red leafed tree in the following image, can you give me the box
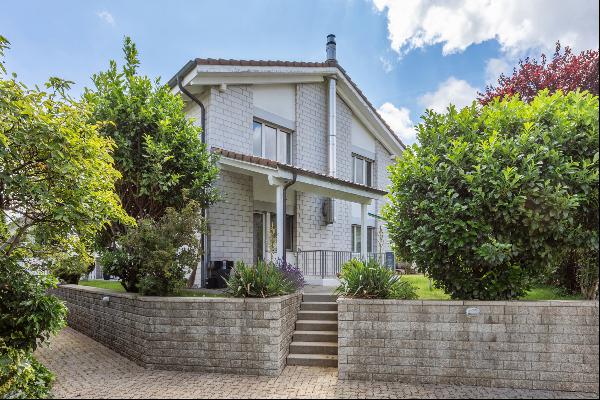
[479,42,599,105]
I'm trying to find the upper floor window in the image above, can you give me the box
[352,154,373,187]
[253,120,291,164]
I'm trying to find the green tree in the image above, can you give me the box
[84,37,219,229]
[0,35,131,398]
[383,90,598,300]
[85,37,219,289]
[101,200,206,295]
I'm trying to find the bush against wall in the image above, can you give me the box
[335,258,417,300]
[101,200,205,295]
[384,90,599,300]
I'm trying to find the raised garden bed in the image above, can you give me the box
[53,284,301,376]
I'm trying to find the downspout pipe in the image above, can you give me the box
[177,75,205,143]
[281,172,297,263]
[177,74,208,287]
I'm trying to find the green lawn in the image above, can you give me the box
[400,274,583,301]
[79,280,226,297]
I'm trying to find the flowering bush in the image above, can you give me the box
[276,259,305,290]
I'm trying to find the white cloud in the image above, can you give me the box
[373,0,599,56]
[377,102,418,145]
[418,77,478,113]
[484,57,512,86]
[379,56,394,73]
[97,11,115,26]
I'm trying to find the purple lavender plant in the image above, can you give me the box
[275,258,305,290]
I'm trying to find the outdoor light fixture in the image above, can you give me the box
[465,307,480,317]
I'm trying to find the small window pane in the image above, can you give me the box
[253,122,262,156]
[366,161,372,187]
[277,130,288,163]
[355,158,365,185]
[352,225,361,253]
[285,215,294,250]
[264,125,277,160]
[367,227,374,253]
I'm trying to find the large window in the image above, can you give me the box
[351,225,375,253]
[253,120,291,163]
[352,154,373,187]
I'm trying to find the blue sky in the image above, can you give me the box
[1,0,598,144]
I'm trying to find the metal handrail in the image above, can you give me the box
[295,250,393,278]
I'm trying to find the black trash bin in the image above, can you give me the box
[215,260,233,289]
[207,261,234,289]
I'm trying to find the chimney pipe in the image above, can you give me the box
[326,34,336,61]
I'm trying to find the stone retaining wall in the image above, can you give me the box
[54,285,301,376]
[338,299,599,393]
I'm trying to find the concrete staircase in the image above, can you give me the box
[287,292,338,368]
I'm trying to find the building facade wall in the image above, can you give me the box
[188,81,398,267]
[208,170,254,264]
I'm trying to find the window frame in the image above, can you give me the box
[253,119,292,164]
[352,154,373,187]
[351,225,376,253]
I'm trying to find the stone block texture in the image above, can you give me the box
[54,285,301,376]
[185,82,398,264]
[208,169,254,264]
[206,85,254,155]
[292,84,358,252]
[338,299,599,393]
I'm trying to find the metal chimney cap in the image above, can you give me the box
[326,34,337,61]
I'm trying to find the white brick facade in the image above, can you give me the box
[189,79,399,268]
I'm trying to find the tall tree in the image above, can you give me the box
[84,37,219,229]
[479,42,599,105]
[0,35,131,398]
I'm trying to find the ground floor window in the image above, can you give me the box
[254,212,295,262]
[351,225,375,253]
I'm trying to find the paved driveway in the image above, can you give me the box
[35,328,596,399]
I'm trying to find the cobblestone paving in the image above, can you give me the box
[35,328,597,399]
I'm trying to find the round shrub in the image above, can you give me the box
[383,90,599,300]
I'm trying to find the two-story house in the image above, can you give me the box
[168,35,405,287]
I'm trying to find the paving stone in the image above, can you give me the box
[35,328,597,399]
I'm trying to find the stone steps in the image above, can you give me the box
[292,330,337,342]
[295,319,338,332]
[302,293,337,303]
[286,353,338,368]
[297,310,338,321]
[287,292,338,368]
[289,341,338,355]
[301,301,338,311]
